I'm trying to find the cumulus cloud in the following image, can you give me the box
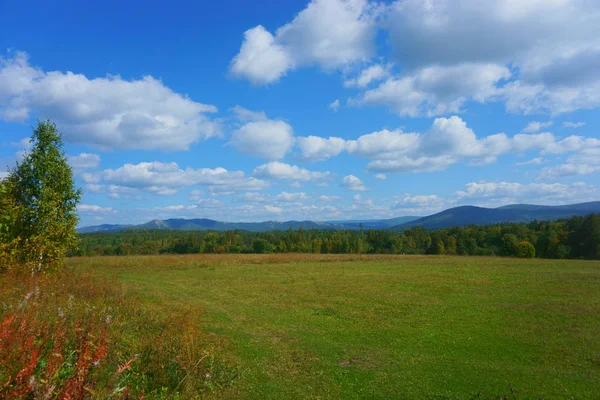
[383,0,600,115]
[393,194,445,208]
[229,0,376,84]
[538,164,600,180]
[375,173,386,180]
[569,148,600,165]
[454,181,597,204]
[342,174,367,191]
[253,161,331,181]
[296,115,600,174]
[84,161,269,196]
[230,1,600,116]
[265,205,283,214]
[522,121,553,133]
[356,63,510,117]
[230,119,295,160]
[344,64,390,88]
[296,136,347,161]
[0,51,219,150]
[68,153,100,171]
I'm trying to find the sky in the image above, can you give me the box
[1,0,600,227]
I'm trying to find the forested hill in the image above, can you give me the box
[73,213,600,260]
[393,201,600,230]
[78,202,600,233]
[78,217,421,233]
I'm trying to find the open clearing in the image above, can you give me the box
[68,254,600,399]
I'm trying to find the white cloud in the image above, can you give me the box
[347,128,420,159]
[265,205,283,214]
[296,115,600,174]
[230,120,294,160]
[0,171,8,180]
[542,136,600,155]
[563,121,585,128]
[84,161,269,196]
[516,157,543,166]
[68,153,100,171]
[392,194,448,212]
[375,173,386,180]
[454,181,597,204]
[522,121,553,133]
[385,0,600,115]
[329,99,340,112]
[318,195,342,202]
[274,192,309,202]
[253,161,331,181]
[0,52,219,150]
[342,174,367,191]
[296,136,347,161]
[344,64,390,88]
[229,0,376,84]
[356,63,510,117]
[231,105,268,122]
[538,164,600,180]
[77,204,115,214]
[569,148,600,165]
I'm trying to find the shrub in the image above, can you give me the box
[515,241,536,258]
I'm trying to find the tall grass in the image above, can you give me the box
[0,268,232,399]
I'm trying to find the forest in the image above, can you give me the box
[73,213,600,259]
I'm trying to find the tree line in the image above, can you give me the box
[73,213,600,259]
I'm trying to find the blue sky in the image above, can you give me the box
[1,0,600,227]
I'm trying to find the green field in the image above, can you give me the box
[68,254,600,399]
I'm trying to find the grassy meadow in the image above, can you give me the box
[56,254,600,399]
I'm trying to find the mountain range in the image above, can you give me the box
[78,201,600,234]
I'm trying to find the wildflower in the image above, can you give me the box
[105,315,112,324]
[58,307,65,318]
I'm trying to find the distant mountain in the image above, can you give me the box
[331,216,420,229]
[78,202,600,234]
[78,224,135,233]
[78,218,408,233]
[393,201,600,230]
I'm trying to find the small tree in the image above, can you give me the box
[253,238,271,254]
[515,240,536,258]
[4,120,81,273]
[0,181,17,271]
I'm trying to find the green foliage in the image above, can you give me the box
[253,238,271,254]
[2,120,81,273]
[515,241,536,258]
[65,254,600,399]
[74,214,600,260]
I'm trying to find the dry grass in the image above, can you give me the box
[0,267,234,399]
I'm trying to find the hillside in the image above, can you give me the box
[394,201,600,230]
[78,201,600,233]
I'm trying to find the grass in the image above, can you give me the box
[61,254,600,399]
